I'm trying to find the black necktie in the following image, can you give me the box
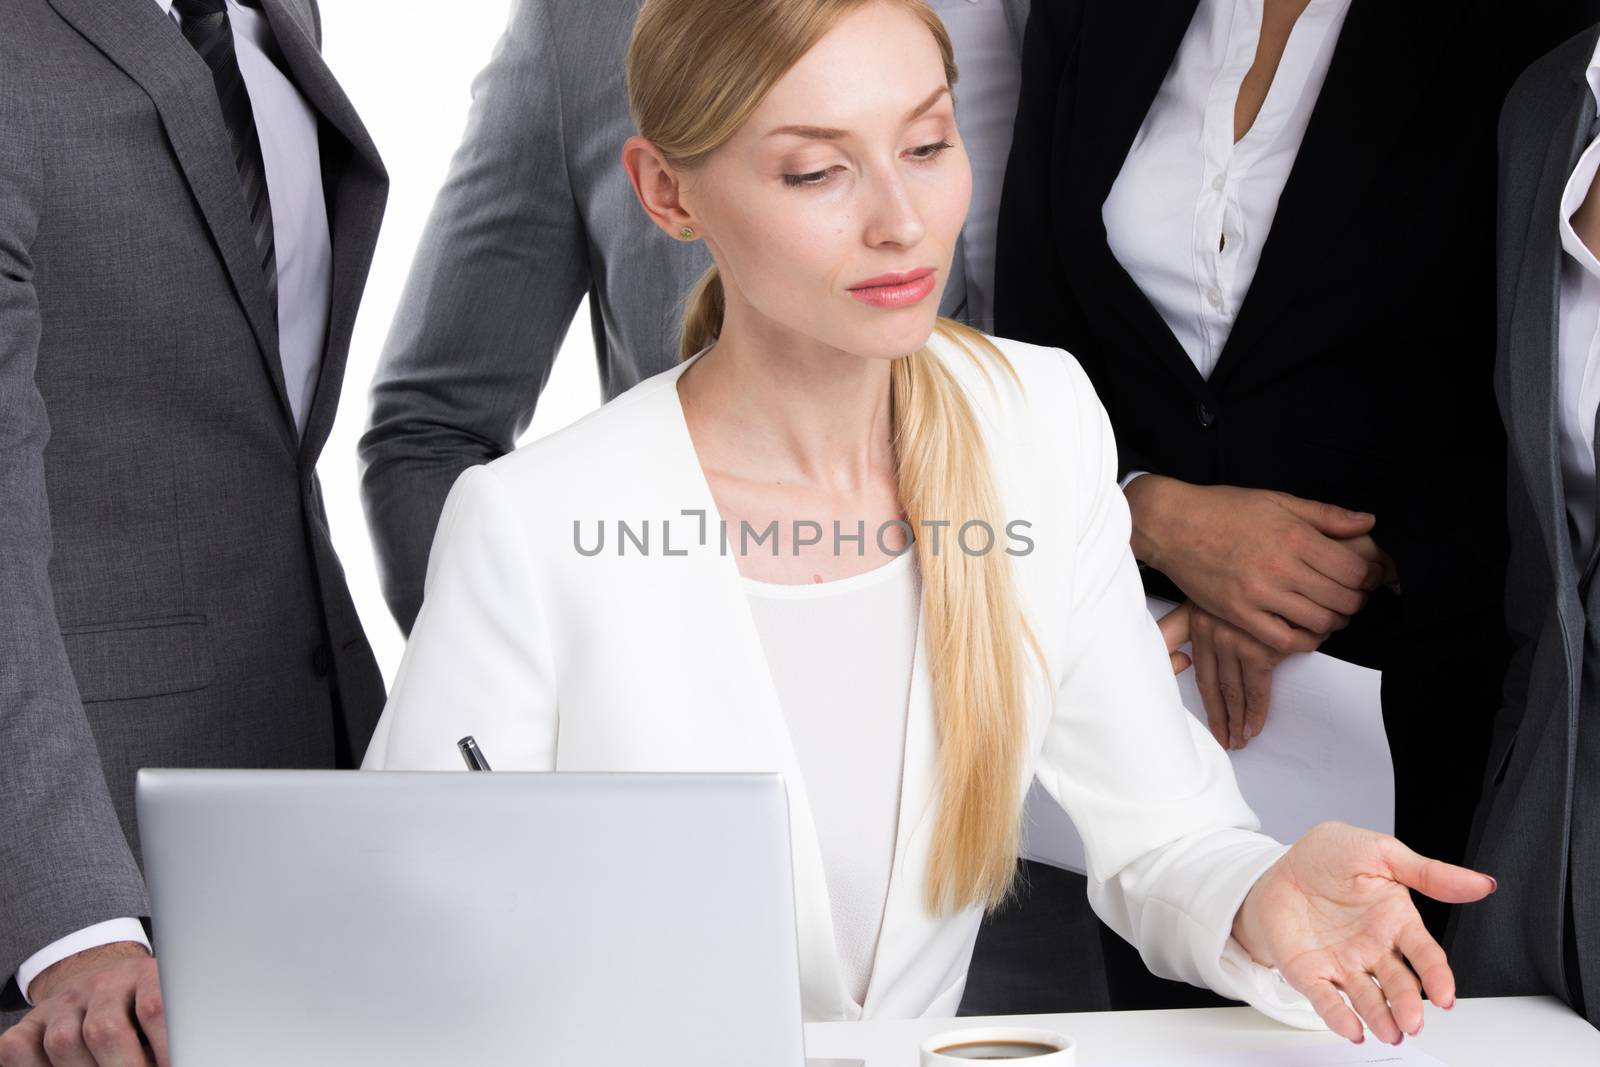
[173,0,278,320]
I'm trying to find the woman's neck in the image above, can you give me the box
[678,319,898,495]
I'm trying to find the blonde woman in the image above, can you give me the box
[363,0,1493,1042]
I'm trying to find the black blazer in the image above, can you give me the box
[995,0,1593,667]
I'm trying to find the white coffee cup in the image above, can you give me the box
[920,1026,1076,1064]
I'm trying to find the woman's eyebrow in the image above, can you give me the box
[764,85,951,140]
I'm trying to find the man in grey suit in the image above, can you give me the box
[0,0,386,1059]
[356,0,1102,1017]
[1451,22,1600,1024]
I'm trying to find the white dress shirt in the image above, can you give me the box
[743,550,921,1007]
[1556,36,1600,567]
[16,0,331,1004]
[1103,0,1351,380]
[932,0,1023,333]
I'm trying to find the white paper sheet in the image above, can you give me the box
[1022,597,1391,875]
[1118,1041,1450,1066]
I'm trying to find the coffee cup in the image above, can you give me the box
[920,1026,1075,1064]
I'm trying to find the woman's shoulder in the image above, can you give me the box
[482,360,690,498]
[928,326,1103,435]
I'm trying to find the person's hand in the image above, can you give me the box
[0,943,168,1067]
[1156,601,1195,674]
[1125,477,1385,653]
[1230,822,1496,1045]
[1341,534,1399,587]
[1190,602,1298,749]
[1157,601,1303,749]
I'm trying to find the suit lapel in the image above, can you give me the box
[257,0,387,466]
[1058,0,1209,393]
[1210,1,1438,385]
[48,0,295,448]
[1502,56,1594,594]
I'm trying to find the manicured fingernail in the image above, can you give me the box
[1487,876,1498,893]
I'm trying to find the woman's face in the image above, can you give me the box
[680,1,971,362]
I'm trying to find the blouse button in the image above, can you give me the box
[1211,173,1226,192]
[1206,286,1223,308]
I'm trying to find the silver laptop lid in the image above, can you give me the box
[137,770,807,1067]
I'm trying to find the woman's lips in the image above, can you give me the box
[847,268,937,309]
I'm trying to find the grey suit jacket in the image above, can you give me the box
[0,0,387,1015]
[359,0,1031,632]
[1451,24,1600,1019]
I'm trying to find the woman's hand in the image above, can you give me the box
[1125,477,1384,653]
[1231,822,1496,1045]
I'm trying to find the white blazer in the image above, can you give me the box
[363,331,1322,1028]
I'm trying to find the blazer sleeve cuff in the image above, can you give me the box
[1169,831,1325,1030]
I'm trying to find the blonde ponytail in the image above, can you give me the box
[679,266,726,362]
[892,321,1047,913]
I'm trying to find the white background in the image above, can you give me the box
[320,2,603,683]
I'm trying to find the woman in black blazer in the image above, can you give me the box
[996,0,1597,1009]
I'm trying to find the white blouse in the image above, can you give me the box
[742,549,922,1007]
[1102,0,1351,379]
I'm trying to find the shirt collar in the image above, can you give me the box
[150,0,175,15]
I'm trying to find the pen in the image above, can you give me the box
[457,735,493,772]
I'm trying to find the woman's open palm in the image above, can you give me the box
[1232,822,1496,1044]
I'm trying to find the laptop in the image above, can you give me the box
[138,769,861,1067]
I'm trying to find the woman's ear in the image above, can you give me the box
[622,136,698,241]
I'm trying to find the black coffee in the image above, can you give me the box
[933,1039,1061,1059]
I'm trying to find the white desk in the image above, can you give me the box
[804,996,1599,1065]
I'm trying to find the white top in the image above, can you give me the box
[1102,0,1351,379]
[1556,34,1600,566]
[16,0,332,1003]
[742,550,921,1007]
[931,0,1023,333]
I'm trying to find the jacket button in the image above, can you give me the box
[1196,401,1216,428]
[311,645,332,678]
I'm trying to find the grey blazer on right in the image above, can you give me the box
[1452,23,1600,1021]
